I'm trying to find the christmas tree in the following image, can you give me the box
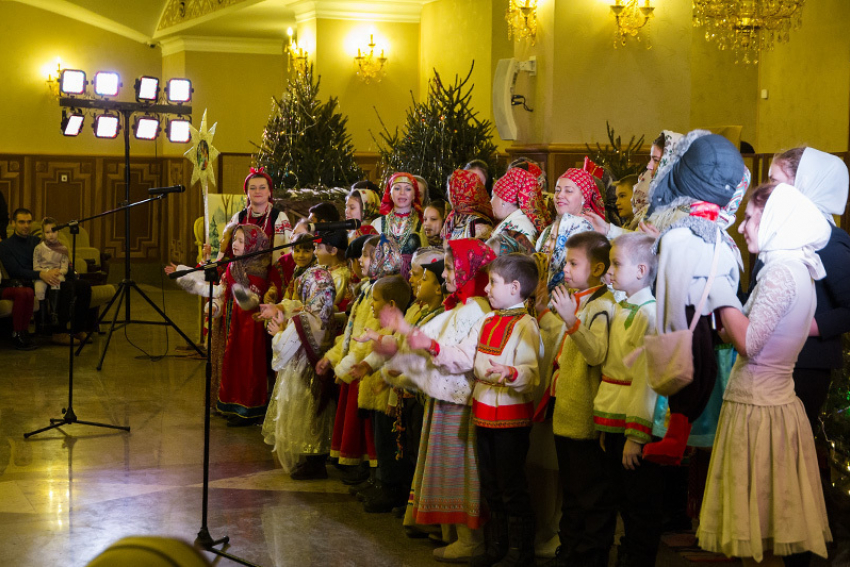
[585,122,646,181]
[254,65,363,200]
[372,63,499,201]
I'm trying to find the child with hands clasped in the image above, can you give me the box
[537,232,618,567]
[590,232,664,567]
[408,253,542,567]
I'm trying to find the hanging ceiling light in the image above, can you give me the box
[693,0,806,64]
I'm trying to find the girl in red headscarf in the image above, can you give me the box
[171,223,273,425]
[491,164,550,243]
[379,238,496,561]
[373,172,425,277]
[442,169,495,242]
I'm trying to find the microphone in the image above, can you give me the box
[148,185,185,195]
[306,219,361,232]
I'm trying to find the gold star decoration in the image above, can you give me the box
[184,109,220,188]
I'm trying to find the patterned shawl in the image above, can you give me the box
[229,223,270,289]
[368,234,403,280]
[493,167,551,233]
[442,169,494,239]
[444,239,496,311]
[355,188,382,222]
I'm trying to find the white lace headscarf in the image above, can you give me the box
[758,183,831,280]
[795,147,849,226]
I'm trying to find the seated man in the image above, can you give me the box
[0,208,91,346]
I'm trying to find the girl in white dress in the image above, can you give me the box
[698,182,832,564]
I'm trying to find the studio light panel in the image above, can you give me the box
[166,79,192,103]
[94,72,121,97]
[93,114,120,138]
[167,119,191,143]
[60,69,86,95]
[135,76,160,101]
[134,117,160,140]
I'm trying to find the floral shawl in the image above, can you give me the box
[442,169,495,239]
[444,239,496,311]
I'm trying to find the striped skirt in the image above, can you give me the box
[405,398,482,528]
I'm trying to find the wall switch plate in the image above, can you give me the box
[761,89,769,100]
[60,174,69,182]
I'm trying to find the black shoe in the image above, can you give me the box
[492,515,535,567]
[471,511,509,567]
[340,463,370,485]
[357,481,385,502]
[226,415,260,427]
[348,478,375,496]
[362,484,407,513]
[290,458,328,480]
[12,332,37,351]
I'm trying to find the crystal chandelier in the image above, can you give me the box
[354,34,387,84]
[693,0,805,64]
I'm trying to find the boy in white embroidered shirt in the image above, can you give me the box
[408,253,542,566]
[592,232,665,567]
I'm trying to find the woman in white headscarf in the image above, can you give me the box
[698,182,832,565]
[768,147,850,426]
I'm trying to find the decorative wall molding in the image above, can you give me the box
[157,0,252,31]
[160,35,284,56]
[291,0,434,24]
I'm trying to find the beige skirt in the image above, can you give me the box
[697,397,831,562]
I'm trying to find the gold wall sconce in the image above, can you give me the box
[45,58,64,98]
[286,27,309,76]
[354,33,387,84]
[610,0,655,47]
[506,0,538,45]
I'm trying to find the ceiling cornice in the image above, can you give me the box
[153,0,267,39]
[159,35,284,56]
[290,0,434,24]
[11,0,151,43]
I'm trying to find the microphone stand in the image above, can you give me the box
[23,210,142,438]
[74,190,205,369]
[170,232,331,567]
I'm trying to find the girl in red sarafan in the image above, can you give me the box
[172,222,273,426]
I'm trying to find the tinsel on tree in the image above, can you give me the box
[585,122,646,181]
[372,62,499,201]
[253,64,363,201]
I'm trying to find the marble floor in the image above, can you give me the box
[0,283,703,566]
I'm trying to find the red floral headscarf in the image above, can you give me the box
[243,166,275,194]
[379,172,423,220]
[442,169,494,238]
[229,223,270,289]
[557,168,606,219]
[444,239,496,310]
[493,167,551,233]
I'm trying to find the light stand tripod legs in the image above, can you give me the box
[24,225,131,439]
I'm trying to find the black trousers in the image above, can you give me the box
[476,425,533,517]
[599,433,665,567]
[56,278,92,333]
[667,307,717,422]
[401,396,424,471]
[554,435,616,561]
[373,410,413,486]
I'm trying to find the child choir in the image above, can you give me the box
[168,132,841,567]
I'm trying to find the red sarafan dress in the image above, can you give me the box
[216,224,272,420]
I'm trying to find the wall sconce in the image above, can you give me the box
[610,0,655,47]
[354,33,387,84]
[286,27,309,76]
[45,58,64,99]
[506,0,538,45]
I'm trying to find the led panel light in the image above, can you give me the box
[167,118,191,143]
[166,78,192,103]
[135,76,160,101]
[93,71,121,97]
[134,116,160,140]
[93,114,120,139]
[60,69,87,95]
[61,111,84,137]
